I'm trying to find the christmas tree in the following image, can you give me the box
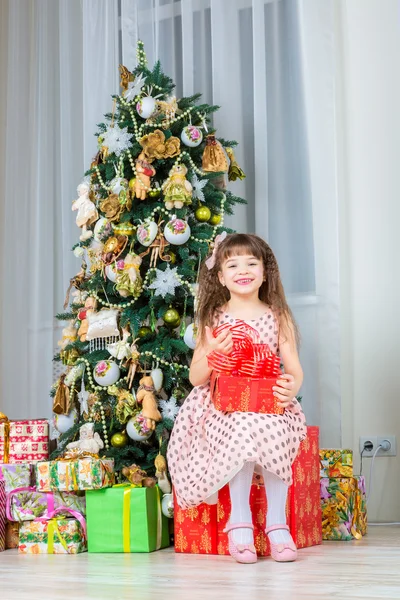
[51,41,245,483]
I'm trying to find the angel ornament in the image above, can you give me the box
[115,253,143,297]
[66,423,104,455]
[72,182,99,241]
[107,327,131,361]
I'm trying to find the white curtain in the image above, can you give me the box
[0,0,341,446]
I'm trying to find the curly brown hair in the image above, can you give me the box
[196,233,298,346]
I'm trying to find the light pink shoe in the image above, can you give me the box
[223,522,257,564]
[265,524,297,562]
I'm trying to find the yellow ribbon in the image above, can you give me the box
[0,413,10,464]
[47,519,68,554]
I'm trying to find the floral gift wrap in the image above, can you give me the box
[18,517,87,554]
[0,463,32,494]
[319,449,353,478]
[320,476,367,540]
[35,457,114,492]
[6,487,86,522]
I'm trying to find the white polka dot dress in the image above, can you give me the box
[167,309,307,509]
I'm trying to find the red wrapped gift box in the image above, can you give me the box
[174,495,218,554]
[173,426,322,555]
[290,426,322,548]
[211,373,284,414]
[0,419,49,464]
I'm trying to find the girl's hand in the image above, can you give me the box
[273,373,295,408]
[205,326,233,356]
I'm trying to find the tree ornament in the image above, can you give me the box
[105,262,119,283]
[54,409,78,434]
[162,164,192,210]
[136,375,162,430]
[168,250,176,264]
[147,96,179,127]
[57,320,77,350]
[111,431,128,448]
[93,217,111,242]
[119,64,134,95]
[202,134,229,190]
[128,177,136,190]
[138,326,152,338]
[148,186,161,199]
[93,360,120,387]
[122,464,156,487]
[115,253,143,297]
[136,96,156,119]
[183,323,197,350]
[108,385,137,423]
[72,181,99,242]
[195,205,211,222]
[139,129,181,161]
[155,453,172,494]
[191,173,208,203]
[135,153,156,200]
[161,493,174,518]
[150,367,164,392]
[66,423,104,455]
[52,374,70,415]
[158,396,181,420]
[77,296,97,342]
[101,235,128,265]
[164,216,191,245]
[124,72,146,101]
[64,363,85,387]
[226,146,246,181]
[111,221,135,237]
[102,124,132,157]
[181,125,203,147]
[110,176,129,196]
[148,264,180,298]
[86,309,120,351]
[209,213,222,226]
[137,221,158,247]
[163,307,180,327]
[77,371,90,416]
[126,412,152,441]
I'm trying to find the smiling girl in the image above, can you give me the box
[167,233,306,564]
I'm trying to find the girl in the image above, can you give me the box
[167,233,307,564]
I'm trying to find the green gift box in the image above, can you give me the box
[86,485,170,552]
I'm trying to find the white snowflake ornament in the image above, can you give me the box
[125,73,146,102]
[159,396,180,421]
[102,124,132,157]
[191,173,208,203]
[148,264,180,298]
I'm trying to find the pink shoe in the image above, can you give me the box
[223,522,257,564]
[265,524,297,562]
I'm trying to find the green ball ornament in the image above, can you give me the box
[163,307,180,328]
[138,326,152,338]
[111,432,128,448]
[128,177,136,190]
[148,188,161,199]
[195,205,211,222]
[209,213,222,226]
[168,250,176,264]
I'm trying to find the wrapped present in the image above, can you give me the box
[321,475,367,540]
[6,521,19,549]
[35,456,114,492]
[0,480,5,552]
[174,493,218,554]
[0,463,32,494]
[290,426,322,548]
[86,485,169,553]
[18,515,87,554]
[0,415,49,464]
[216,482,290,556]
[208,321,283,414]
[320,449,353,478]
[6,486,86,522]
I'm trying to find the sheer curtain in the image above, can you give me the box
[0,0,341,446]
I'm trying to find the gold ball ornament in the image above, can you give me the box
[209,213,222,226]
[111,432,128,448]
[163,307,180,328]
[148,188,161,199]
[168,250,176,264]
[138,326,152,338]
[128,177,136,190]
[195,205,211,222]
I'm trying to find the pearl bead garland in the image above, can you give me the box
[142,350,189,373]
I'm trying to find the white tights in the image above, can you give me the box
[229,462,291,545]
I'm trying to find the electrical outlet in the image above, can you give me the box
[359,436,397,457]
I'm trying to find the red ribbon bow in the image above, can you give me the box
[207,321,281,378]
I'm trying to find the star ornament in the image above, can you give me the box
[148,264,180,298]
[102,124,132,157]
[159,396,180,420]
[191,173,208,203]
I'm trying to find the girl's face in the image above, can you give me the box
[218,253,264,297]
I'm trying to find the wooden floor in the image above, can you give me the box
[1,526,399,600]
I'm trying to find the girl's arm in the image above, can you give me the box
[189,327,233,387]
[273,317,303,408]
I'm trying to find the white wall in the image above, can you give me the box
[338,0,400,522]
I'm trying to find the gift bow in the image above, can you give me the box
[205,231,227,270]
[207,321,281,378]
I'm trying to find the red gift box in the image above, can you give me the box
[208,321,283,415]
[173,426,321,555]
[0,418,49,464]
[173,494,218,554]
[290,426,322,548]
